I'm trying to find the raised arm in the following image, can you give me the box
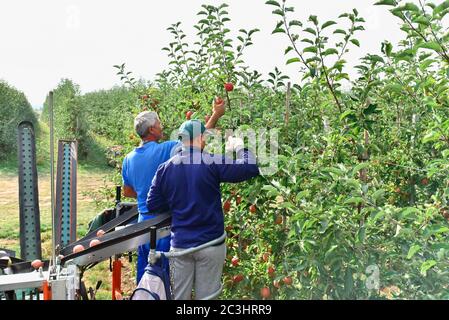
[205,97,226,130]
[216,147,260,183]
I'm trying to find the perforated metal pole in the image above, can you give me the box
[49,91,56,267]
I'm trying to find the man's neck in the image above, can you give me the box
[142,135,158,143]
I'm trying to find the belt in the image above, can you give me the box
[211,238,226,247]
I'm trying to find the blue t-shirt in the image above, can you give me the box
[122,140,179,214]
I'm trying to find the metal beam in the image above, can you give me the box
[55,140,78,248]
[17,121,42,261]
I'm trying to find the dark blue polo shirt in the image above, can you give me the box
[146,146,260,249]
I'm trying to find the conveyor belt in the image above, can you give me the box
[60,204,139,255]
[61,213,171,267]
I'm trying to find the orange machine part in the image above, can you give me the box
[112,259,122,300]
[43,280,52,300]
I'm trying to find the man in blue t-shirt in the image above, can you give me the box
[122,100,225,284]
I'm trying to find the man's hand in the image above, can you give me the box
[205,96,226,129]
[212,96,226,117]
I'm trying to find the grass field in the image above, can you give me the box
[0,165,138,300]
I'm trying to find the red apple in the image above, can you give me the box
[268,266,275,277]
[223,200,231,213]
[260,287,271,299]
[283,276,293,285]
[186,110,193,120]
[262,252,270,262]
[236,196,242,205]
[231,256,239,267]
[89,239,101,247]
[232,274,244,283]
[224,82,234,92]
[31,259,43,269]
[249,204,257,214]
[96,229,105,237]
[275,215,283,225]
[73,244,85,254]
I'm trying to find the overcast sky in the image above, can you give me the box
[0,0,436,107]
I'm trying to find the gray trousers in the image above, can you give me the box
[170,242,226,300]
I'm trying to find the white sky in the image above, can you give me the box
[0,0,421,107]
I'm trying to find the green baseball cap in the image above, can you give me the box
[178,120,207,141]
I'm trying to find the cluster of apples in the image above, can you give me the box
[71,229,106,254]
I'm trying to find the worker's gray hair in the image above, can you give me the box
[134,111,160,138]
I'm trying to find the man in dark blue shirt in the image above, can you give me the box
[146,120,259,299]
[122,100,225,284]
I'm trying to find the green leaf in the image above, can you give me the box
[334,29,347,35]
[434,0,449,15]
[374,0,397,6]
[368,55,385,64]
[323,48,339,56]
[357,226,366,243]
[417,41,442,53]
[340,109,355,121]
[424,225,449,237]
[286,57,301,65]
[412,16,431,26]
[381,41,393,56]
[422,131,440,143]
[395,49,416,62]
[289,20,303,27]
[265,0,281,7]
[309,15,318,26]
[400,3,420,12]
[344,197,365,205]
[272,9,284,16]
[272,28,286,34]
[352,163,369,177]
[420,260,436,276]
[301,39,314,45]
[303,28,316,35]
[385,83,403,93]
[407,245,421,259]
[303,46,318,54]
[262,185,279,197]
[350,39,360,47]
[322,21,337,29]
[371,189,385,204]
[400,207,421,218]
[285,46,294,55]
